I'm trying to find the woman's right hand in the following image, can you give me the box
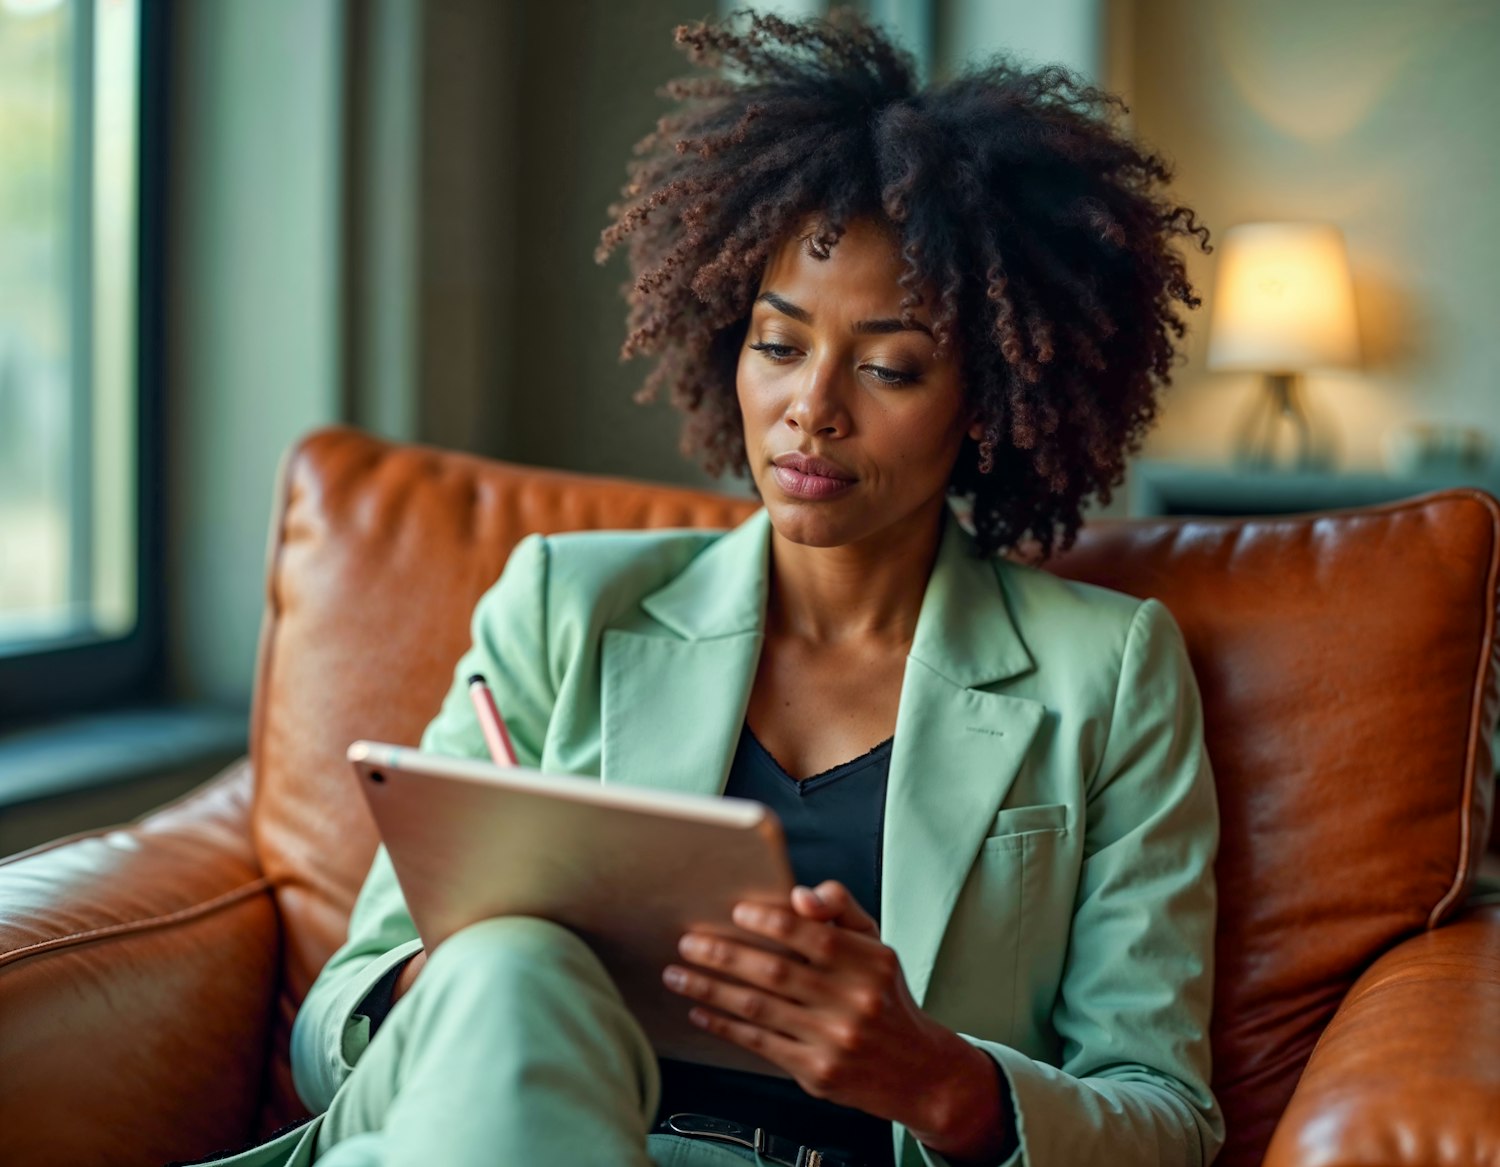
[391,949,427,1006]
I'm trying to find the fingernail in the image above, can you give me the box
[733,903,762,927]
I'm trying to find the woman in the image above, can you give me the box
[197,8,1219,1167]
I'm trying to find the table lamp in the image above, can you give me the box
[1206,222,1361,471]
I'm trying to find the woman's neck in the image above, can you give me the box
[765,502,946,647]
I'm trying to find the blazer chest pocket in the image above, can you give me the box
[982,802,1069,851]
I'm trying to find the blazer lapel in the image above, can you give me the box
[881,508,1044,1007]
[600,504,1044,1011]
[600,508,773,798]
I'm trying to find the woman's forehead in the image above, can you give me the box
[757,215,933,323]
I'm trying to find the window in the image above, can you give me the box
[0,0,161,725]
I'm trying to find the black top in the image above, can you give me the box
[652,721,896,1166]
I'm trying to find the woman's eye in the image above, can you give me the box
[748,341,918,386]
[865,364,918,386]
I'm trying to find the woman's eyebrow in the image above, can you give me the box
[754,291,934,338]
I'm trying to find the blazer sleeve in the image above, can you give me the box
[290,533,556,1114]
[924,598,1224,1167]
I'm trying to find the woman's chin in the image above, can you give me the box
[764,501,863,549]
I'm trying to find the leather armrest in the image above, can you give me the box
[0,758,282,1167]
[1264,903,1500,1167]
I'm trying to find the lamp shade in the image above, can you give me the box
[1206,222,1360,373]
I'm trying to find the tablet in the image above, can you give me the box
[347,740,798,1076]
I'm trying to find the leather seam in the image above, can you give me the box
[247,431,307,819]
[1432,492,1500,927]
[0,876,272,971]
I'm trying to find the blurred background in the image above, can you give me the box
[1,0,1496,855]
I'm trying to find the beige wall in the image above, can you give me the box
[168,0,345,706]
[164,0,721,710]
[495,0,724,490]
[1123,0,1500,471]
[361,0,724,492]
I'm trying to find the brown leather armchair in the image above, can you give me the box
[3,426,1497,1167]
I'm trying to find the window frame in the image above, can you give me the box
[0,0,168,731]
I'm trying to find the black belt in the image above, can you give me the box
[658,1112,867,1167]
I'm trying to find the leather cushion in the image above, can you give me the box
[1045,492,1499,1166]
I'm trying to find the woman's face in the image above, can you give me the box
[737,214,983,551]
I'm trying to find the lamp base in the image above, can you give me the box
[1231,373,1333,472]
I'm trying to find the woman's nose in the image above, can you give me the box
[784,353,850,437]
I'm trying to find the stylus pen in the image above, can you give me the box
[467,673,519,767]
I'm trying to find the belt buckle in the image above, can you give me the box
[664,1112,834,1166]
[665,1112,759,1151]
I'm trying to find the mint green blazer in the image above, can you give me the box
[291,503,1224,1167]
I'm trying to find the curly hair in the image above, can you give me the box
[594,5,1211,561]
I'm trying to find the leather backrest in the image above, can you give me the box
[1047,498,1499,1166]
[251,427,1499,1163]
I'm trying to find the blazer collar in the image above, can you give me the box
[638,506,772,641]
[638,502,1035,689]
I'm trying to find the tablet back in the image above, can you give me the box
[349,740,798,1075]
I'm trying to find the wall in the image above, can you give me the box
[162,0,726,709]
[167,0,345,705]
[936,0,1105,83]
[343,0,724,489]
[496,0,729,489]
[1125,0,1500,471]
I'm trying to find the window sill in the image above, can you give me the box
[0,703,247,812]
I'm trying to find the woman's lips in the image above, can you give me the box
[772,465,856,499]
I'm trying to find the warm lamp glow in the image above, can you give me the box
[1207,222,1360,372]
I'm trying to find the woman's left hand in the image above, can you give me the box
[662,878,991,1137]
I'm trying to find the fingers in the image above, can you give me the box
[682,1002,807,1074]
[661,951,810,1039]
[664,891,911,1093]
[791,885,838,919]
[668,929,828,1006]
[716,893,881,975]
[660,886,885,1029]
[731,899,850,968]
[792,881,879,936]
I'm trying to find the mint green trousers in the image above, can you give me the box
[206,916,763,1167]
